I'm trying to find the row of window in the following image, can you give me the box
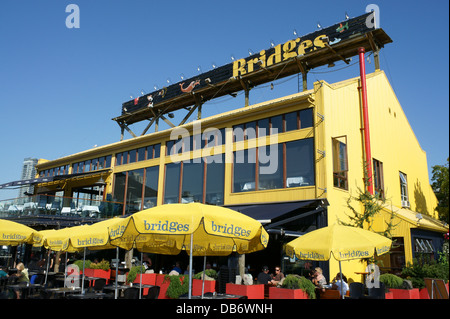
[116,144,161,166]
[233,138,315,192]
[72,156,112,174]
[233,108,313,142]
[165,108,313,155]
[39,165,70,178]
[112,138,316,214]
[39,108,312,177]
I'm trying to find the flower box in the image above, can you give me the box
[419,288,430,299]
[226,283,264,299]
[269,287,309,299]
[385,291,394,299]
[155,274,170,299]
[390,288,420,299]
[133,273,157,285]
[83,268,111,285]
[84,268,111,279]
[133,273,157,295]
[192,279,216,296]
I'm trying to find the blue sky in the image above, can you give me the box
[0,0,448,200]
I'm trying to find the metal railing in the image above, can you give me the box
[0,194,124,220]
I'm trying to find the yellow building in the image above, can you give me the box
[24,69,447,282]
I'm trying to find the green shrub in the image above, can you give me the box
[74,259,91,270]
[401,257,449,288]
[379,273,403,289]
[89,259,110,271]
[126,265,145,283]
[164,274,189,299]
[281,275,316,299]
[193,269,217,280]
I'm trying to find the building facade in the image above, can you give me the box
[28,70,447,282]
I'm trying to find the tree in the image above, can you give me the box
[339,165,397,239]
[431,158,449,224]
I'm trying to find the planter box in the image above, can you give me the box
[192,279,216,296]
[155,274,170,299]
[133,273,157,295]
[390,288,420,299]
[419,288,430,299]
[84,268,111,284]
[226,283,264,299]
[269,287,309,299]
[385,292,394,299]
[133,273,157,285]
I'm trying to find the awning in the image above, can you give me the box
[0,169,111,190]
[225,199,328,227]
[0,177,54,189]
[381,203,448,233]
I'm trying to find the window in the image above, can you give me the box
[233,149,256,192]
[143,166,159,209]
[414,237,435,262]
[373,159,384,199]
[299,108,313,129]
[332,137,348,190]
[181,161,204,203]
[125,169,144,214]
[399,172,409,206]
[286,139,315,187]
[232,138,315,193]
[164,163,181,204]
[258,144,283,190]
[205,155,225,205]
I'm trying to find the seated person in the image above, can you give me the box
[13,263,29,299]
[257,266,272,284]
[331,273,349,297]
[270,266,285,286]
[312,267,327,290]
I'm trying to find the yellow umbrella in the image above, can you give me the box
[0,218,42,246]
[66,217,130,297]
[69,217,130,251]
[110,203,269,298]
[285,224,392,298]
[110,203,269,255]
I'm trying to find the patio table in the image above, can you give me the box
[66,292,114,299]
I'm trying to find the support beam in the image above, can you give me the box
[239,78,250,107]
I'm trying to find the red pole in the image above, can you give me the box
[358,47,374,195]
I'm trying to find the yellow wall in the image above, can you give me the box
[318,70,441,281]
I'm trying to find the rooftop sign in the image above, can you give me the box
[115,12,391,128]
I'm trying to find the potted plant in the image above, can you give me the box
[192,269,217,296]
[84,259,111,281]
[164,274,189,299]
[269,275,315,299]
[126,265,145,284]
[380,273,419,299]
[401,255,449,299]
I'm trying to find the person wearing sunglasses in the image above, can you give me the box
[270,266,285,286]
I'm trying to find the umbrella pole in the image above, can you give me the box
[339,260,344,299]
[188,233,193,299]
[139,252,143,299]
[201,255,206,299]
[44,249,50,285]
[115,247,119,299]
[81,247,86,294]
[64,252,68,288]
